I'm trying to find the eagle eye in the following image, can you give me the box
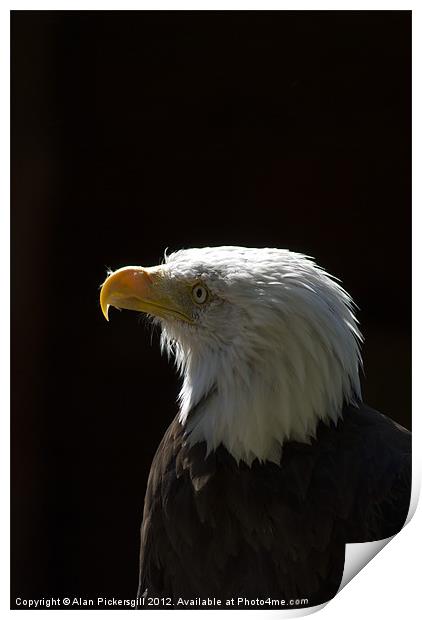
[191,283,208,305]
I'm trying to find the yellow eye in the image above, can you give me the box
[192,283,209,305]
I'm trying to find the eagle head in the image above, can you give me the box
[100,246,362,465]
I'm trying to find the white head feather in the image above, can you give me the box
[157,246,362,465]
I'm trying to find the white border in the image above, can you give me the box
[3,2,417,9]
[2,3,10,616]
[3,4,419,619]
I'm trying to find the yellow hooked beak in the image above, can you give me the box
[100,266,193,323]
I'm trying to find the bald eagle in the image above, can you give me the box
[100,247,411,608]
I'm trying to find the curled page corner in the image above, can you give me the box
[276,536,397,618]
[338,476,419,595]
[338,536,394,593]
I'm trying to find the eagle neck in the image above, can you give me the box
[179,346,349,466]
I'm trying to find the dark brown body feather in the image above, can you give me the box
[138,402,411,608]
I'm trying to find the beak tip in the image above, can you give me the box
[100,277,111,321]
[100,299,110,322]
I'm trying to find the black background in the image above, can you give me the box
[11,10,411,607]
